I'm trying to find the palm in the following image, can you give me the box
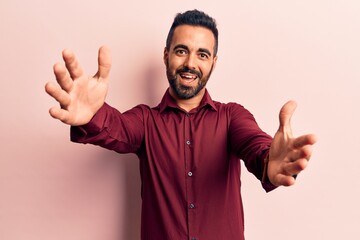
[65,72,108,125]
[45,46,111,126]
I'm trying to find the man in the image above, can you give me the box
[45,10,316,240]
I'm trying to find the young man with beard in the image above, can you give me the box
[45,9,316,240]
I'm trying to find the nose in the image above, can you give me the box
[184,53,196,69]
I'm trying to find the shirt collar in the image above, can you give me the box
[157,88,218,113]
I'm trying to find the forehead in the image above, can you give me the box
[171,25,215,53]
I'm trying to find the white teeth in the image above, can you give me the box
[180,73,196,79]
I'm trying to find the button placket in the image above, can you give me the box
[184,111,197,239]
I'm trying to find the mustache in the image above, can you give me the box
[176,67,202,79]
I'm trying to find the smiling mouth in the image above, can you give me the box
[179,72,198,83]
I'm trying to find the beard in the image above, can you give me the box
[166,61,213,100]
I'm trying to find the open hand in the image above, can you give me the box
[267,101,317,186]
[45,46,111,126]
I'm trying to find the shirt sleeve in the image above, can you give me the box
[228,103,277,192]
[70,103,145,154]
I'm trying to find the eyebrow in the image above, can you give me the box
[198,48,212,57]
[173,44,212,57]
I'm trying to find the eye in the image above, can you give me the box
[175,49,187,55]
[199,53,209,59]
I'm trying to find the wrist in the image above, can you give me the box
[261,153,269,184]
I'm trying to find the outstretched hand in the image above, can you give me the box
[267,101,317,187]
[45,46,111,126]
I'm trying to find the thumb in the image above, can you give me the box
[96,45,112,79]
[279,100,297,131]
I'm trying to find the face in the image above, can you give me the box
[164,25,217,100]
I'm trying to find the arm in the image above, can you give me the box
[229,104,276,191]
[45,46,111,126]
[70,103,145,154]
[267,101,317,186]
[45,47,145,153]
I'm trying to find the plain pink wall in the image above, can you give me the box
[1,0,359,239]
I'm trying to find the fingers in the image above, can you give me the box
[96,46,112,80]
[293,134,317,148]
[273,174,296,187]
[62,49,84,80]
[48,107,71,123]
[45,82,71,107]
[273,159,308,186]
[281,145,312,182]
[289,134,317,161]
[52,49,83,93]
[286,139,314,165]
[278,100,297,131]
[57,47,111,84]
[284,158,308,175]
[53,63,73,92]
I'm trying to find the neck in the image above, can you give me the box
[169,88,206,112]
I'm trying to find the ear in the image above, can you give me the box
[212,55,218,70]
[163,47,169,65]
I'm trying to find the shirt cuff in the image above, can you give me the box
[70,103,110,142]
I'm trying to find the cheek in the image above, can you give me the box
[168,55,186,67]
[200,63,213,76]
[168,61,182,73]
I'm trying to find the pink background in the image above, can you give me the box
[1,0,359,239]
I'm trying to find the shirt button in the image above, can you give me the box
[188,171,193,177]
[186,140,191,145]
[189,203,195,209]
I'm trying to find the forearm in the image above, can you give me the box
[71,103,144,153]
[242,141,277,192]
[229,104,277,191]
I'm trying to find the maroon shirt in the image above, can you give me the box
[71,89,276,240]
